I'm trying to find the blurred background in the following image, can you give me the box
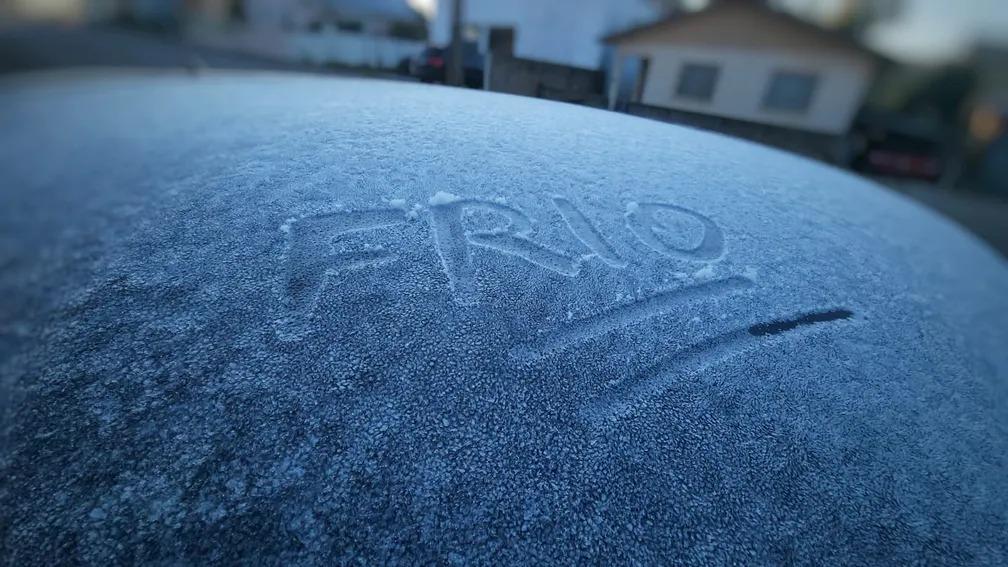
[1,0,1006,255]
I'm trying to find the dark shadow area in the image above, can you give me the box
[748,309,854,337]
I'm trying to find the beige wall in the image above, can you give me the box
[618,44,872,134]
[1,0,87,22]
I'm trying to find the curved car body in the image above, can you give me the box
[1,71,1006,564]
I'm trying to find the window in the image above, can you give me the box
[763,71,818,112]
[675,63,720,101]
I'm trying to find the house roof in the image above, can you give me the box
[603,0,885,63]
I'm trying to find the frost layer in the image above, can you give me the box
[1,71,1006,565]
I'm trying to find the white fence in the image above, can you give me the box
[186,28,425,71]
[292,31,425,69]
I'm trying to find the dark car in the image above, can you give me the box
[410,44,484,88]
[853,130,945,181]
[852,109,949,182]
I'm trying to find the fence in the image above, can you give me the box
[488,54,605,107]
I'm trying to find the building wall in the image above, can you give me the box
[430,0,659,70]
[622,44,872,134]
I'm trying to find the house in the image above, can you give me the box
[604,0,883,163]
[429,0,660,70]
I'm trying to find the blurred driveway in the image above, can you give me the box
[880,180,1008,258]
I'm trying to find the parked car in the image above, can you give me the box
[410,44,484,88]
[853,130,945,181]
[852,109,949,182]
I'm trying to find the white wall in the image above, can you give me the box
[622,45,873,134]
[186,25,423,69]
[430,0,659,70]
[293,31,425,68]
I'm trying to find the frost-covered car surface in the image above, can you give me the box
[1,70,1006,565]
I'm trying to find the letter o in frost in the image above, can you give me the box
[625,202,724,261]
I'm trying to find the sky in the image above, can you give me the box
[857,0,1008,63]
[409,0,1008,64]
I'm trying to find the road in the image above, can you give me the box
[879,179,1008,258]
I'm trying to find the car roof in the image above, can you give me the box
[1,70,1006,564]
